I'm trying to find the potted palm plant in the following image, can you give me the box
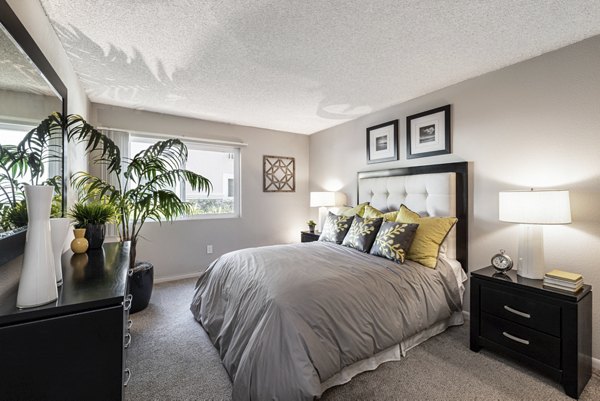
[68,200,117,249]
[22,112,212,312]
[0,144,61,231]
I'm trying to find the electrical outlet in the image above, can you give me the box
[207,245,213,254]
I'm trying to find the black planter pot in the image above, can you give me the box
[85,224,106,249]
[129,261,154,313]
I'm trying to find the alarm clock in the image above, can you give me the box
[491,249,513,273]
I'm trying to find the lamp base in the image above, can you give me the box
[517,224,545,279]
[317,207,328,232]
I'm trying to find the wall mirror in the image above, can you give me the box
[0,0,67,265]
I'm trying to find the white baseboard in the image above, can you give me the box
[154,272,202,284]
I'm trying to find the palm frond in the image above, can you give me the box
[65,114,122,174]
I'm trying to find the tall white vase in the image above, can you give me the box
[17,185,58,308]
[50,218,71,286]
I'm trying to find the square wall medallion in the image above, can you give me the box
[263,155,295,192]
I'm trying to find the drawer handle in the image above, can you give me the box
[502,331,530,345]
[128,319,133,330]
[124,294,133,311]
[124,333,132,348]
[123,368,131,386]
[504,305,531,319]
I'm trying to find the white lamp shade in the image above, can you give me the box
[310,192,346,208]
[499,190,571,225]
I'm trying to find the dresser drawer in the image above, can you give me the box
[481,312,561,369]
[481,286,560,337]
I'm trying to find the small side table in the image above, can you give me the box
[470,266,592,399]
[301,231,320,243]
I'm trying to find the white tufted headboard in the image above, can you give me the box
[357,162,468,271]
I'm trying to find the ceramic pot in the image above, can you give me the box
[71,228,89,254]
[129,261,154,313]
[85,223,106,249]
[50,218,71,286]
[17,185,58,308]
[308,225,316,233]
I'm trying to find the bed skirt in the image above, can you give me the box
[319,311,465,395]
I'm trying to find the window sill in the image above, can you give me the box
[145,213,240,223]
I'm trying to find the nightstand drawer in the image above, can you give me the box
[481,312,560,369]
[481,286,560,337]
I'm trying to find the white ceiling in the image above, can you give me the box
[39,0,600,134]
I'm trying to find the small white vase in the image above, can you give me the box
[17,185,58,308]
[50,218,71,286]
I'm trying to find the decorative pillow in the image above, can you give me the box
[340,202,369,217]
[361,205,399,222]
[341,215,383,252]
[395,205,457,268]
[318,212,354,244]
[370,222,419,263]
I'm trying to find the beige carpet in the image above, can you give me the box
[125,278,600,401]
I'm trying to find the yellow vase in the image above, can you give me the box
[70,228,89,254]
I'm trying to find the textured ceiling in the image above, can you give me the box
[0,24,56,96]
[39,0,600,134]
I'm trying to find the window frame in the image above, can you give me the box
[128,134,242,221]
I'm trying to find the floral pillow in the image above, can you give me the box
[341,215,383,253]
[318,212,354,244]
[370,221,419,263]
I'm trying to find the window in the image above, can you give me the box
[0,123,59,183]
[129,135,241,219]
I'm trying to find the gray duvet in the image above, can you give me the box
[190,241,462,401]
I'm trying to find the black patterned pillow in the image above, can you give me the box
[341,215,383,253]
[318,212,354,244]
[370,222,419,263]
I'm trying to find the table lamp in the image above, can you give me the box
[499,189,571,279]
[310,192,346,232]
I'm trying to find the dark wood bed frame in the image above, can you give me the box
[357,162,469,272]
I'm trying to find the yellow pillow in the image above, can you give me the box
[362,205,399,222]
[341,202,368,217]
[395,205,457,268]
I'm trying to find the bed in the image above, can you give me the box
[191,162,469,401]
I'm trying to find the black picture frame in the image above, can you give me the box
[406,105,451,159]
[366,119,398,164]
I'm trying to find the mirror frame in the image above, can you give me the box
[0,0,68,266]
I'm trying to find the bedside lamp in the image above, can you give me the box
[310,192,346,232]
[499,189,571,279]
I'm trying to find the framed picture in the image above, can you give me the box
[366,119,398,164]
[406,105,451,159]
[263,155,295,192]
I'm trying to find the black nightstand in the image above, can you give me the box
[301,231,320,243]
[470,267,592,399]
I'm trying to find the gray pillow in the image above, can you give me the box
[318,212,354,244]
[341,215,383,253]
[370,222,419,263]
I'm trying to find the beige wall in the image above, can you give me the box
[90,104,310,280]
[309,36,600,358]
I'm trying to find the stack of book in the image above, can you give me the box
[543,269,583,293]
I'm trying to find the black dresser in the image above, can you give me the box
[0,242,132,401]
[470,266,592,399]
